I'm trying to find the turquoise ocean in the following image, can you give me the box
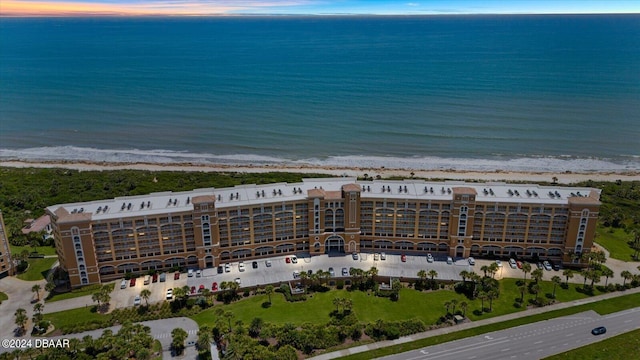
[1,15,639,172]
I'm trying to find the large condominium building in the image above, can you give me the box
[0,210,15,279]
[46,178,601,288]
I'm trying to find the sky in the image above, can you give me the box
[2,0,639,17]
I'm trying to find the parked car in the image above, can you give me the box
[252,261,258,269]
[212,282,218,291]
[196,270,202,277]
[553,263,561,271]
[468,257,476,265]
[188,269,194,277]
[238,262,245,272]
[342,267,348,276]
[120,279,127,289]
[217,266,224,274]
[166,288,173,300]
[293,270,300,279]
[543,261,552,271]
[328,267,335,277]
[401,254,407,262]
[352,252,358,260]
[537,262,544,270]
[265,260,272,267]
[591,326,607,335]
[307,269,313,275]
[446,256,453,265]
[174,272,180,280]
[234,278,241,285]
[190,286,196,294]
[130,278,136,287]
[509,258,517,268]
[159,273,166,282]
[427,253,434,263]
[133,295,141,306]
[380,252,386,260]
[224,263,231,272]
[374,253,380,261]
[198,285,205,293]
[291,256,298,264]
[516,261,523,269]
[286,257,291,264]
[143,275,151,285]
[152,273,158,283]
[495,260,503,267]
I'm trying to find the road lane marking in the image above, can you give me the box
[501,348,510,352]
[624,319,633,323]
[565,333,574,337]
[534,341,543,344]
[406,339,511,360]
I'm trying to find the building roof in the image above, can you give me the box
[21,215,51,234]
[46,178,601,222]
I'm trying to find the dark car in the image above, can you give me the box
[252,261,258,269]
[174,272,180,280]
[591,326,607,335]
[217,265,224,274]
[130,278,136,287]
[152,273,158,283]
[190,286,196,294]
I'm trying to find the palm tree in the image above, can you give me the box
[563,269,574,285]
[428,269,438,280]
[92,291,103,308]
[477,291,488,313]
[530,283,540,302]
[45,281,55,293]
[601,267,614,287]
[551,275,562,298]
[140,289,151,306]
[489,263,499,278]
[531,269,544,284]
[459,270,469,283]
[621,270,632,286]
[32,301,45,324]
[14,308,28,333]
[417,269,427,283]
[31,284,41,302]
[343,298,353,313]
[197,325,212,348]
[173,286,186,301]
[265,285,274,304]
[460,301,468,317]
[521,262,532,282]
[518,283,526,303]
[450,299,458,315]
[470,272,481,297]
[333,297,342,313]
[444,301,451,315]
[369,266,379,278]
[487,289,499,312]
[171,327,188,355]
[480,265,489,277]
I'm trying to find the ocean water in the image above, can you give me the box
[1,15,639,172]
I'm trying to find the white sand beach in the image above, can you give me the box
[2,160,639,184]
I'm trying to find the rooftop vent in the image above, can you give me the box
[526,190,531,197]
[489,189,494,195]
[447,188,451,194]
[186,198,190,205]
[508,189,514,196]
[262,190,266,197]
[514,190,520,196]
[483,189,489,195]
[430,187,434,193]
[103,205,108,212]
[121,202,126,210]
[549,191,555,198]
[147,201,151,207]
[278,189,282,196]
[140,202,145,209]
[127,203,132,210]
[217,194,221,201]
[97,206,102,214]
[532,191,538,197]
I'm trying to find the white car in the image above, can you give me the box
[427,253,434,263]
[468,257,476,265]
[446,256,453,265]
[374,253,380,261]
[291,256,298,264]
[509,258,517,268]
[293,270,300,279]
[234,278,241,285]
[224,263,231,273]
[380,252,386,260]
[543,261,552,271]
[265,260,272,267]
[495,260,503,267]
[238,262,245,272]
[133,295,141,306]
[166,288,173,300]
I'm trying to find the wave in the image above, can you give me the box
[1,146,639,173]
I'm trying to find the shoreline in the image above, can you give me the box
[2,160,639,184]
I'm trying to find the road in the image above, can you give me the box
[379,307,640,360]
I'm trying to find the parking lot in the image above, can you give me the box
[109,253,566,309]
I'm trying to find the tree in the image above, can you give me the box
[265,285,274,304]
[45,281,55,293]
[460,301,468,317]
[444,301,451,316]
[531,269,544,284]
[563,269,574,285]
[14,308,28,333]
[459,270,469,284]
[31,284,41,302]
[551,276,562,298]
[530,283,540,302]
[417,269,427,282]
[601,267,614,287]
[450,299,458,315]
[521,262,532,282]
[487,289,499,312]
[488,263,499,278]
[32,302,44,324]
[480,265,489,277]
[171,328,188,355]
[477,291,488,313]
[518,283,526,303]
[92,291,103,309]
[140,289,151,306]
[552,176,558,184]
[197,325,212,349]
[621,270,633,286]
[333,297,342,313]
[248,318,263,338]
[427,269,438,280]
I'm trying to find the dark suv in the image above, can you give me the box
[591,326,606,335]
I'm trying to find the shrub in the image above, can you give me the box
[351,326,362,341]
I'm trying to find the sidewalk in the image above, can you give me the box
[309,286,640,360]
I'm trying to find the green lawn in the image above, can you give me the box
[0,291,8,304]
[595,227,636,261]
[16,257,58,281]
[338,292,640,360]
[543,328,640,360]
[192,278,605,328]
[43,306,106,329]
[46,283,115,303]
[10,244,57,256]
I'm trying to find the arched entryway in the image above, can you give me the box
[325,235,345,254]
[456,246,464,258]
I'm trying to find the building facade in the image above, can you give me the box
[0,210,15,279]
[46,179,601,288]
